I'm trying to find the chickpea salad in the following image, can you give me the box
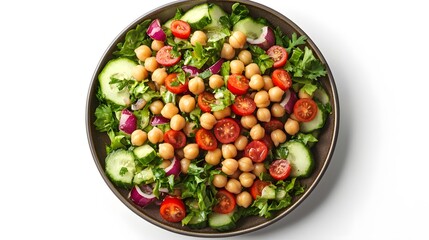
[93,2,332,231]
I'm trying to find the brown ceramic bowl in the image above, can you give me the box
[86,0,339,237]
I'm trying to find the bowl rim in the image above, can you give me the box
[86,0,339,237]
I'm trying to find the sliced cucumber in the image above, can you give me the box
[313,87,330,106]
[105,149,136,188]
[98,58,136,106]
[232,17,265,39]
[286,141,314,178]
[204,4,227,29]
[208,211,236,231]
[133,167,154,185]
[261,185,276,199]
[163,18,173,29]
[300,104,326,133]
[187,214,208,229]
[181,3,211,30]
[133,144,156,165]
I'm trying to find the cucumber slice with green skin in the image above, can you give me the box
[300,104,326,133]
[313,87,330,106]
[286,141,314,178]
[98,58,136,106]
[105,149,136,188]
[187,214,208,229]
[180,3,211,30]
[133,144,156,165]
[232,17,266,39]
[261,185,276,199]
[208,211,236,231]
[204,4,227,29]
[133,167,154,185]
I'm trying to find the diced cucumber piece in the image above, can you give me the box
[133,144,156,165]
[261,185,276,199]
[133,167,154,185]
[300,104,326,133]
[105,149,136,188]
[286,141,314,178]
[181,3,211,30]
[208,211,236,231]
[232,17,266,39]
[98,58,137,106]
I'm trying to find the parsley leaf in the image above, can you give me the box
[230,3,250,25]
[119,167,128,176]
[94,104,118,132]
[249,45,274,74]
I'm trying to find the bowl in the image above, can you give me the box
[86,0,339,237]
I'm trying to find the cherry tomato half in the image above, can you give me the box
[267,45,288,68]
[293,98,318,122]
[244,140,268,163]
[156,45,181,67]
[271,69,292,91]
[231,95,256,116]
[213,118,240,144]
[198,91,215,112]
[195,128,218,151]
[250,180,270,199]
[170,20,191,39]
[262,119,283,134]
[213,189,236,214]
[159,196,186,223]
[164,130,186,149]
[269,159,292,181]
[227,74,249,95]
[164,73,188,94]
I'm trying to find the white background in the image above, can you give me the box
[0,0,427,239]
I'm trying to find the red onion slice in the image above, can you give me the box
[119,109,137,134]
[129,185,156,207]
[279,89,298,114]
[207,58,225,74]
[247,26,275,50]
[164,156,181,176]
[150,115,170,126]
[146,19,166,41]
[182,65,200,77]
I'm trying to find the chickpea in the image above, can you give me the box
[212,174,228,188]
[230,60,245,74]
[190,30,207,46]
[213,106,231,120]
[250,124,265,140]
[271,129,287,147]
[188,76,205,95]
[299,88,313,99]
[238,157,254,172]
[161,102,179,119]
[151,68,167,85]
[238,50,252,65]
[256,108,271,122]
[271,103,286,118]
[183,122,197,137]
[244,63,261,79]
[236,191,253,208]
[130,129,147,146]
[284,118,300,135]
[229,31,246,49]
[180,158,191,174]
[222,158,239,175]
[159,143,175,159]
[234,136,248,151]
[200,113,217,130]
[159,159,171,169]
[269,86,285,102]
[220,43,235,60]
[183,143,199,160]
[252,163,266,177]
[240,115,257,129]
[262,75,274,91]
[149,100,164,115]
[249,74,264,91]
[209,74,224,89]
[205,148,222,165]
[148,127,163,144]
[132,65,148,82]
[225,178,242,194]
[179,95,196,113]
[144,57,158,72]
[222,144,237,159]
[253,90,270,108]
[239,172,256,188]
[151,40,164,51]
[170,114,186,131]
[135,45,152,61]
